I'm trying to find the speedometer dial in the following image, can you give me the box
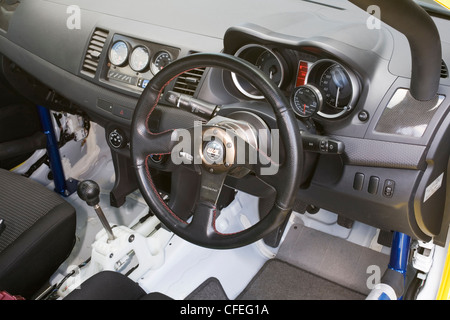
[109,41,129,66]
[130,46,150,72]
[318,64,352,109]
[306,59,360,119]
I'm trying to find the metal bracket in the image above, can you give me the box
[411,240,435,275]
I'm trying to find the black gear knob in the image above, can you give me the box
[77,180,100,207]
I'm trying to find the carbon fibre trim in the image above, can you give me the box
[375,89,444,138]
[333,135,426,169]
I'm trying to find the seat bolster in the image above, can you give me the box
[65,271,147,300]
[65,271,174,300]
[0,201,76,298]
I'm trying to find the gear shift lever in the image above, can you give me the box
[77,180,115,241]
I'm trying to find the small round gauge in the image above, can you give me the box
[109,41,129,66]
[151,51,172,74]
[318,64,352,109]
[129,46,150,72]
[291,84,323,118]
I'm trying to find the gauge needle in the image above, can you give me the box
[335,87,340,108]
[269,66,277,80]
[304,104,306,114]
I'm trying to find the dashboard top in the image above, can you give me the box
[3,0,450,80]
[1,0,449,134]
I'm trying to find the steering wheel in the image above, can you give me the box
[131,53,302,249]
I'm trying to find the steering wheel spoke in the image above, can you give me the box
[198,168,228,205]
[133,130,175,166]
[230,136,281,186]
[182,169,228,240]
[183,201,218,240]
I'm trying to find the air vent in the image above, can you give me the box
[172,68,206,96]
[441,60,448,79]
[81,28,109,78]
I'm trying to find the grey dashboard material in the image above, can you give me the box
[1,0,450,245]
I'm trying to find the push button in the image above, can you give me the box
[368,176,380,194]
[97,99,113,113]
[112,106,133,120]
[353,173,365,191]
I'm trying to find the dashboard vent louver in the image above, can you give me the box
[81,28,109,78]
[441,60,448,79]
[172,68,206,96]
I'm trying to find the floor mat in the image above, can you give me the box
[238,259,365,300]
[186,278,229,300]
[277,223,390,295]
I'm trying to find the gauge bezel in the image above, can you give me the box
[306,59,360,119]
[290,84,323,118]
[231,44,285,100]
[129,45,150,72]
[151,51,173,75]
[109,40,130,67]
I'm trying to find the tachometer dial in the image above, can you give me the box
[291,84,323,118]
[109,41,129,66]
[151,51,172,74]
[255,50,283,85]
[130,46,150,72]
[232,44,285,100]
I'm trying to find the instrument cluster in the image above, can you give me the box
[231,44,361,120]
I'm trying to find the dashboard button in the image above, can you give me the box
[112,105,133,120]
[97,99,113,113]
[358,110,369,122]
[368,176,380,194]
[353,173,365,191]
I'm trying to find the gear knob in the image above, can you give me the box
[77,180,115,241]
[77,180,100,207]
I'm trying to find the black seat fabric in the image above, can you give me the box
[64,271,172,300]
[0,169,76,298]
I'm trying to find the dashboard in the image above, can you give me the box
[1,0,450,245]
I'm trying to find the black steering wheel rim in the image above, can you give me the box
[131,53,302,249]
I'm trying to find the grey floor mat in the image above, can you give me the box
[277,223,390,295]
[187,223,390,300]
[186,278,229,300]
[238,259,365,300]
